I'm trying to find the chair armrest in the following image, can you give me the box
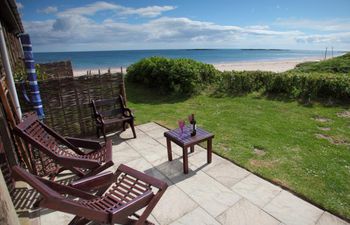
[95,113,105,124]
[117,164,168,190]
[65,137,102,150]
[123,108,134,117]
[39,177,96,200]
[70,171,115,191]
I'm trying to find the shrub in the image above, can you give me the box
[216,71,273,95]
[294,52,350,73]
[127,57,218,95]
[217,70,350,100]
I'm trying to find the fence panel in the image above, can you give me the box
[16,73,126,137]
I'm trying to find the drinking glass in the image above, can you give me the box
[178,120,185,136]
[188,115,193,123]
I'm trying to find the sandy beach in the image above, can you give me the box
[73,57,322,76]
[213,57,322,73]
[73,67,126,76]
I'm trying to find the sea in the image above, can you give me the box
[34,49,344,70]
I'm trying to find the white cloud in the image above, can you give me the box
[24,15,304,50]
[38,6,58,14]
[296,32,350,44]
[245,25,270,30]
[275,18,350,32]
[57,1,175,18]
[16,2,23,9]
[22,2,350,51]
[120,5,176,18]
[58,1,119,16]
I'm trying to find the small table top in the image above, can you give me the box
[164,126,214,147]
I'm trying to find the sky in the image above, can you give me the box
[17,0,350,52]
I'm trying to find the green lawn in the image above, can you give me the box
[126,82,350,219]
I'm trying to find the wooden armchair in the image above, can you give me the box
[12,164,168,225]
[90,95,136,141]
[13,113,113,180]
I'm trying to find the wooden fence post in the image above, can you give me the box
[119,74,127,105]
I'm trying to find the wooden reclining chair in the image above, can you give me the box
[13,113,113,180]
[90,95,136,141]
[12,164,168,225]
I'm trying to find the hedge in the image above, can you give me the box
[126,57,218,95]
[217,71,350,100]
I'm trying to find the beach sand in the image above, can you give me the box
[73,67,126,76]
[213,57,322,73]
[73,57,322,76]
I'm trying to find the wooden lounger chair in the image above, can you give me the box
[13,113,113,180]
[12,164,168,225]
[90,95,136,141]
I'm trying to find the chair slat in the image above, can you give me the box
[14,113,113,179]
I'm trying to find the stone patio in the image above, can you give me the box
[23,122,349,225]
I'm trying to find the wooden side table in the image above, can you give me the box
[164,126,214,174]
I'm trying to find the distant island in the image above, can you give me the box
[186,49,218,51]
[240,49,289,51]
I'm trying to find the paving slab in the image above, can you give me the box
[216,198,281,225]
[147,126,170,139]
[155,157,187,181]
[111,140,131,152]
[137,122,161,132]
[231,174,281,208]
[187,150,226,172]
[112,146,141,165]
[205,160,250,188]
[126,157,173,185]
[173,171,241,217]
[136,145,171,166]
[40,210,74,225]
[126,135,161,151]
[264,190,324,225]
[316,212,350,225]
[169,207,221,225]
[151,185,198,225]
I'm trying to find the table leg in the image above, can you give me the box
[207,138,212,164]
[166,138,172,161]
[183,147,189,174]
[190,145,194,153]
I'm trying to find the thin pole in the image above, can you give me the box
[331,46,334,58]
[0,22,22,119]
[324,47,328,60]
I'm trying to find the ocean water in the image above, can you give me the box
[34,49,343,70]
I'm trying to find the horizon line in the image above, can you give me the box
[33,48,348,54]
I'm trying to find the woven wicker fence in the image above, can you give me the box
[16,73,126,137]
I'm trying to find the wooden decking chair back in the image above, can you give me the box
[13,113,113,179]
[90,94,136,141]
[12,164,168,225]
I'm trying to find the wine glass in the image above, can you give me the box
[188,115,193,123]
[178,120,185,136]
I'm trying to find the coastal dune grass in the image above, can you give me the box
[126,82,350,219]
[295,53,350,73]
